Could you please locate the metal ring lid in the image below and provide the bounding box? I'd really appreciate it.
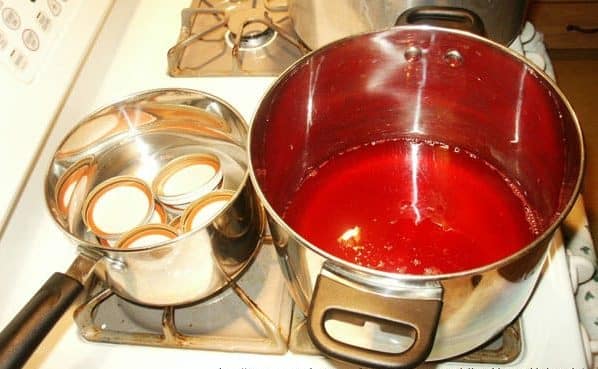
[55,157,96,217]
[115,224,179,249]
[169,215,181,230]
[82,176,155,239]
[148,201,168,224]
[152,153,223,206]
[180,190,234,232]
[97,237,116,247]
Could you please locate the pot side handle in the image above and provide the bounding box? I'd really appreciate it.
[0,272,83,369]
[307,271,442,369]
[395,6,486,37]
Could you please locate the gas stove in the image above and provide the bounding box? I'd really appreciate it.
[0,1,594,368]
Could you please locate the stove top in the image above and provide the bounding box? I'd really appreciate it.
[0,0,592,368]
[73,234,524,366]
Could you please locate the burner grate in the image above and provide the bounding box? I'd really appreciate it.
[73,237,292,354]
[167,0,308,77]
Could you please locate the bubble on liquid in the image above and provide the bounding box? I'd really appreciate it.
[424,267,441,275]
[306,168,318,178]
[255,168,267,177]
[524,206,542,235]
[394,266,408,273]
[352,245,364,252]
[502,173,542,235]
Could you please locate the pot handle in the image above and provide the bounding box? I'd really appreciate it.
[395,6,485,36]
[0,272,83,369]
[307,270,442,369]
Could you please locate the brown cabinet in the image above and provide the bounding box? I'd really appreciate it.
[529,0,598,50]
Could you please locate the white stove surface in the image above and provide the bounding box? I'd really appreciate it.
[0,1,589,368]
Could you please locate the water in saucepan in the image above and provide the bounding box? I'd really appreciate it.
[282,138,540,274]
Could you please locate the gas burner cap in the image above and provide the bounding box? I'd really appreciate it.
[115,224,179,249]
[82,176,154,239]
[226,28,277,50]
[228,8,269,38]
[226,8,277,50]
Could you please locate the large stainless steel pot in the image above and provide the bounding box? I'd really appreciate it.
[0,89,264,369]
[289,0,530,49]
[249,27,584,368]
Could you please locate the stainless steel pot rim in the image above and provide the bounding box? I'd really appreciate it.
[45,87,253,254]
[247,25,585,281]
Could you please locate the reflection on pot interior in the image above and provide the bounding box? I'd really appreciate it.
[57,128,246,248]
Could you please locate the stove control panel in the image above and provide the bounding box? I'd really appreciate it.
[0,0,81,83]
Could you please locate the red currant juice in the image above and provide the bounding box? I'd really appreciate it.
[282,138,540,274]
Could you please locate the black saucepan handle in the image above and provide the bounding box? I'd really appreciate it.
[0,272,83,369]
[395,6,486,36]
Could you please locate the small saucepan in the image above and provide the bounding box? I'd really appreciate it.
[0,89,265,368]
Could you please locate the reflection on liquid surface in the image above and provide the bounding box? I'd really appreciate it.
[283,138,539,274]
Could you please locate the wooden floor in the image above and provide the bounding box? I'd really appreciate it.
[551,54,598,240]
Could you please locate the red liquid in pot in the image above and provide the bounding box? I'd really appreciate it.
[282,138,540,274]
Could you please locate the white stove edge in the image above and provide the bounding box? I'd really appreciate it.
[0,0,114,231]
[0,0,590,368]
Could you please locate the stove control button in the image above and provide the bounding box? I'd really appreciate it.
[47,0,62,16]
[2,7,21,30]
[9,48,27,71]
[22,29,39,51]
[0,29,7,50]
[36,11,52,32]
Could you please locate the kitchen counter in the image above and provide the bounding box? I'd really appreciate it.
[529,0,598,244]
[551,54,598,243]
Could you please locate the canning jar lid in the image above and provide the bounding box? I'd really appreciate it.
[169,215,181,230]
[115,224,178,249]
[55,157,96,218]
[82,176,155,239]
[180,190,233,232]
[96,237,116,247]
[152,152,223,207]
[148,201,168,224]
